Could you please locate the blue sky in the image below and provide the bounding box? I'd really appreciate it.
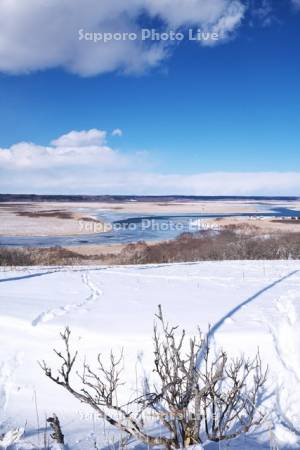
[0,0,299,194]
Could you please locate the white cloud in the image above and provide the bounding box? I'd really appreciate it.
[52,129,107,147]
[0,129,300,195]
[291,0,300,7]
[143,0,245,29]
[136,172,300,196]
[112,129,123,137]
[0,129,127,171]
[0,0,246,76]
[205,1,245,41]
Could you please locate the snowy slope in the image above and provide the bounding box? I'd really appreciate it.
[1,261,300,449]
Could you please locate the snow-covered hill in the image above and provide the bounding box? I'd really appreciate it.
[1,261,300,449]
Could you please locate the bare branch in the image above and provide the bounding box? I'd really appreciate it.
[41,307,267,449]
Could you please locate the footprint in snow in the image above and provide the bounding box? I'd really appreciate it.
[31,273,102,327]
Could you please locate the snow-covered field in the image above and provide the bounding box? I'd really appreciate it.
[1,261,300,449]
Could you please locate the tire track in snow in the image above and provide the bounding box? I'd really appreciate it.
[207,269,300,340]
[31,272,102,326]
[0,270,58,284]
[194,269,300,367]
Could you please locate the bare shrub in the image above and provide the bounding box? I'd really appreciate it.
[2,229,300,266]
[40,307,267,448]
[0,247,36,266]
[0,246,83,266]
[117,230,300,264]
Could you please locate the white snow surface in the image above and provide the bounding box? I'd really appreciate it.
[1,261,300,449]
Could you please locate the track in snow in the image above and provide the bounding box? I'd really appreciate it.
[31,272,102,327]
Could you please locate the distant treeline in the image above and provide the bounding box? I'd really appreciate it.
[0,194,299,203]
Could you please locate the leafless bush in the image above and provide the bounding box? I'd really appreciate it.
[0,247,36,266]
[0,246,83,266]
[40,307,267,448]
[2,229,300,266]
[117,230,300,264]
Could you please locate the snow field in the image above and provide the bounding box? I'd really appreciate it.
[0,260,300,448]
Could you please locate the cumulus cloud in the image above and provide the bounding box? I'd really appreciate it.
[0,0,246,76]
[0,129,300,195]
[112,129,123,137]
[0,129,127,171]
[51,129,107,147]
